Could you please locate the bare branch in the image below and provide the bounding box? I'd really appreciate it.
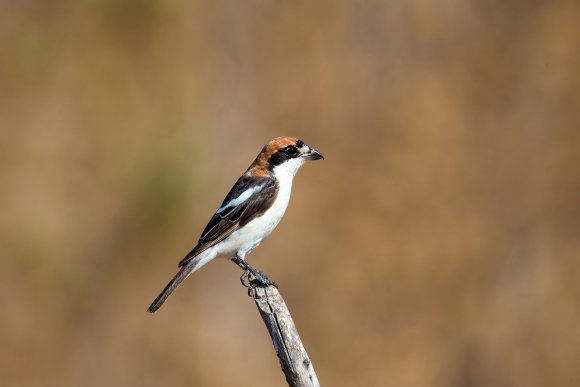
[249,285,320,387]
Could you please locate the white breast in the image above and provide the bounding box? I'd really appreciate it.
[215,171,295,258]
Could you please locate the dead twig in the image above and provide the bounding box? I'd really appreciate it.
[248,284,320,387]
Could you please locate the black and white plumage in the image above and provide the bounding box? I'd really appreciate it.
[147,137,323,313]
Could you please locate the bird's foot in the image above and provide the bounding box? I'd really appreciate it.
[233,256,278,290]
[245,271,278,296]
[240,270,252,287]
[249,271,278,288]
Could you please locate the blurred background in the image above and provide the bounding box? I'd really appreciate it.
[1,1,579,386]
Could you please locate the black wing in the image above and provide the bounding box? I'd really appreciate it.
[178,175,278,267]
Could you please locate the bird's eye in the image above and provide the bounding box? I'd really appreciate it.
[286,146,298,156]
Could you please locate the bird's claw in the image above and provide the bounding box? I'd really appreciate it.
[245,272,278,296]
[249,272,278,288]
[240,270,251,287]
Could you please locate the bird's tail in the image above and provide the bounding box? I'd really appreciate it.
[147,249,215,313]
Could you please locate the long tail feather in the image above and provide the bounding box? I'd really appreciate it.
[147,266,193,313]
[147,251,213,313]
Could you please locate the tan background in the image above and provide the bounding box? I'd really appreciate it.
[1,1,579,386]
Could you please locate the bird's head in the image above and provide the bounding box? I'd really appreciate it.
[248,136,324,176]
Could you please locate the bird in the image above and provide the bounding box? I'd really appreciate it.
[147,136,323,313]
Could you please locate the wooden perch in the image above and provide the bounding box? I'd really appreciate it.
[248,284,320,387]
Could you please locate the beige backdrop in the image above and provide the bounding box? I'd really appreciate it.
[1,1,579,386]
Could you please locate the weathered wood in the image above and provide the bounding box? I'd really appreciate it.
[249,285,320,387]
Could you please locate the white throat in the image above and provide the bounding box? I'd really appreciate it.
[272,157,306,177]
[270,157,305,220]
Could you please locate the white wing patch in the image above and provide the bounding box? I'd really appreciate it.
[216,183,264,214]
